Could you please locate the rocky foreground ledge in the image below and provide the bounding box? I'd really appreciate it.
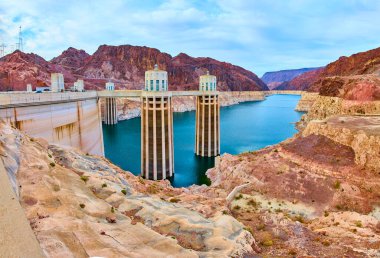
[0,121,254,257]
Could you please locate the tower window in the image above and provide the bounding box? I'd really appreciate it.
[162,80,165,90]
[156,80,160,91]
[150,80,153,91]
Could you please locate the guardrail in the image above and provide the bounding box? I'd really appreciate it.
[0,91,98,108]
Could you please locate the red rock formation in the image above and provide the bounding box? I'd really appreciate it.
[78,45,268,91]
[277,47,380,100]
[51,47,90,72]
[0,50,74,91]
[0,45,268,91]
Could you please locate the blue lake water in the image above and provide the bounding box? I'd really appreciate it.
[103,94,303,187]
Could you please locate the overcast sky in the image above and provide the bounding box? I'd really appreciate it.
[1,0,380,76]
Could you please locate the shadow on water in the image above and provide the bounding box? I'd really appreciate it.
[169,155,213,187]
[103,94,303,187]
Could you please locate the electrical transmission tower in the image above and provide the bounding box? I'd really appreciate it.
[16,26,23,51]
[0,43,6,58]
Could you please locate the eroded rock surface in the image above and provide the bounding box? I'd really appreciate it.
[0,121,255,257]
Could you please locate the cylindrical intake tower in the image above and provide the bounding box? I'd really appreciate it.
[103,82,118,125]
[195,71,220,157]
[141,65,174,180]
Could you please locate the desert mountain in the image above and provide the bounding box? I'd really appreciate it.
[0,45,268,91]
[261,67,320,90]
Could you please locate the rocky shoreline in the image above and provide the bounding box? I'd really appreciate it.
[102,91,266,121]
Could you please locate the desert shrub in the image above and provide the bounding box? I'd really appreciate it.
[121,189,127,195]
[262,240,273,246]
[247,199,258,207]
[80,175,89,183]
[79,203,85,209]
[170,198,180,203]
[146,184,160,194]
[333,180,341,189]
[292,214,306,223]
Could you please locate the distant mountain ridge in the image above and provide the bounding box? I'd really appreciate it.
[0,45,268,92]
[261,67,321,90]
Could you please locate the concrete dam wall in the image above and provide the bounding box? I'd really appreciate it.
[0,93,104,156]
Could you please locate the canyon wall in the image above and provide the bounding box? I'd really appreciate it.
[297,95,380,130]
[0,99,104,156]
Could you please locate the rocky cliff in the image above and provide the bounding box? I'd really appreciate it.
[0,45,268,92]
[297,95,380,130]
[302,115,380,171]
[262,67,320,90]
[276,47,380,99]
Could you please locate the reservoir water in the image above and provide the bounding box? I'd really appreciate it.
[103,94,303,187]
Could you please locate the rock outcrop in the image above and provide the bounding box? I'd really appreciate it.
[294,92,319,112]
[297,95,380,130]
[0,45,268,92]
[303,115,380,171]
[206,132,380,257]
